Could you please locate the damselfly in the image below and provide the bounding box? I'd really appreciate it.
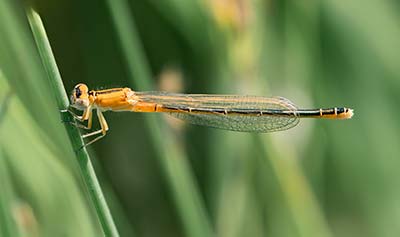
[68,83,353,146]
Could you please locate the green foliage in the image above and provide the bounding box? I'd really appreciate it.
[1,0,400,236]
[26,8,119,236]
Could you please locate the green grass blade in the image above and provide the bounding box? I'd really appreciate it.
[255,135,332,237]
[0,148,19,237]
[105,1,214,236]
[26,8,119,237]
[0,0,66,151]
[0,71,99,237]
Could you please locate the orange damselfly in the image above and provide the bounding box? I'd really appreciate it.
[68,83,353,146]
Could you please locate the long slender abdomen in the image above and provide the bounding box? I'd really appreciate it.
[296,108,354,119]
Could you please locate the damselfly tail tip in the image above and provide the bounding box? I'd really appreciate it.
[343,108,354,119]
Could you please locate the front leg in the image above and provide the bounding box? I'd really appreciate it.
[63,106,93,130]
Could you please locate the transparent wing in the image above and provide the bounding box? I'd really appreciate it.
[135,92,300,132]
[170,111,299,132]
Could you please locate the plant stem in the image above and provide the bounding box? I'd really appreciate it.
[105,0,214,236]
[254,135,332,237]
[26,8,119,237]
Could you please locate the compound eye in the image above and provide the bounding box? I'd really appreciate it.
[75,87,82,98]
[73,83,89,99]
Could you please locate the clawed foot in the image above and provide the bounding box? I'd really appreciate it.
[60,108,91,130]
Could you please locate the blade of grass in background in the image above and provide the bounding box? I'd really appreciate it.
[201,1,333,236]
[250,1,333,236]
[0,69,99,236]
[0,80,19,237]
[0,1,101,236]
[255,2,333,236]
[256,135,333,237]
[26,8,119,237]
[0,0,67,155]
[105,0,214,237]
[0,104,20,236]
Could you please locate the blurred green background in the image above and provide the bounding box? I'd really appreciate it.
[1,0,400,236]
